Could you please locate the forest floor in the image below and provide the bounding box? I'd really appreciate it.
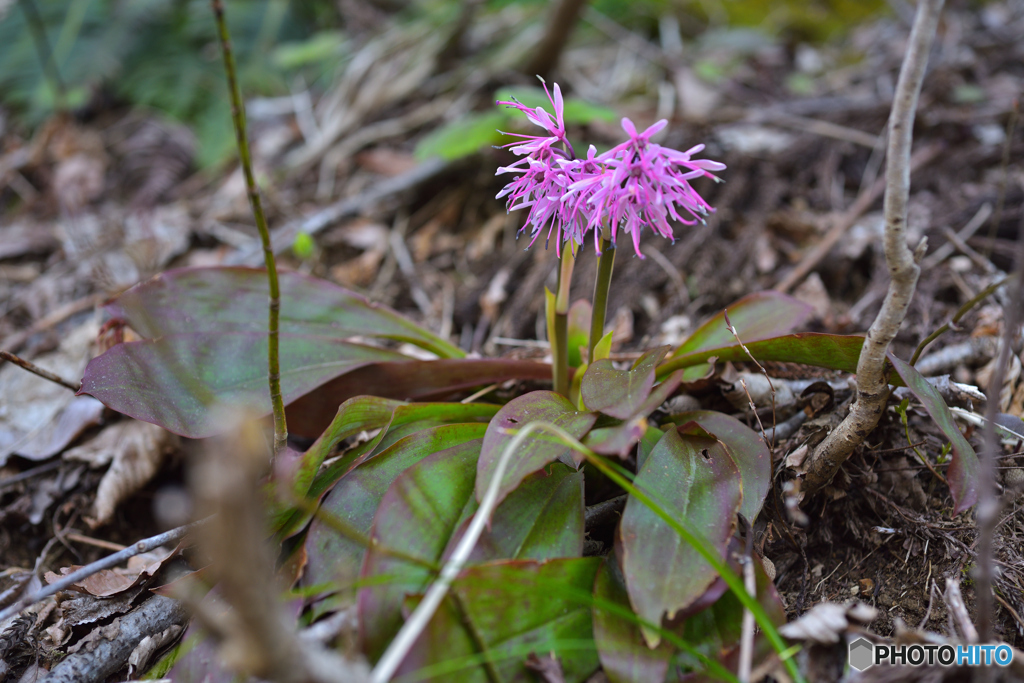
[1,1,1023,680]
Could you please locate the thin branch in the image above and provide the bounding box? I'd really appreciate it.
[803,0,945,494]
[0,518,207,623]
[0,349,80,391]
[522,0,589,79]
[210,0,288,456]
[909,275,1009,365]
[976,214,1024,643]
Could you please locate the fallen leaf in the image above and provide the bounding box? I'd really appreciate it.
[0,321,98,466]
[64,420,179,525]
[45,547,177,597]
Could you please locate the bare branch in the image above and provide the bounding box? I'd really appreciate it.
[0,520,206,623]
[188,420,369,683]
[0,349,80,392]
[803,0,945,493]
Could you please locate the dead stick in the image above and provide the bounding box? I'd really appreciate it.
[803,0,945,494]
[0,349,80,391]
[976,212,1024,643]
[775,143,941,294]
[0,518,208,623]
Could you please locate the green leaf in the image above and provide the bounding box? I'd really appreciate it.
[666,292,814,380]
[619,429,742,641]
[475,391,596,507]
[495,87,617,125]
[670,411,771,523]
[414,111,506,161]
[658,332,867,381]
[273,399,499,537]
[396,559,601,683]
[567,299,592,369]
[292,231,315,259]
[358,448,583,661]
[272,31,345,69]
[302,424,487,607]
[889,355,979,514]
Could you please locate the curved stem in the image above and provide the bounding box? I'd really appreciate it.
[551,251,575,397]
[588,236,616,364]
[805,0,944,493]
[212,0,287,456]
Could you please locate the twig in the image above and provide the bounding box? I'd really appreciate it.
[522,0,587,79]
[188,421,369,683]
[983,100,1018,258]
[0,349,80,391]
[0,519,207,623]
[231,158,449,266]
[210,0,288,456]
[0,293,103,359]
[43,594,188,683]
[803,0,945,494]
[0,459,61,490]
[939,226,997,273]
[737,519,756,683]
[919,202,992,270]
[943,577,979,643]
[976,212,1024,643]
[724,310,776,454]
[909,275,1009,365]
[774,143,940,294]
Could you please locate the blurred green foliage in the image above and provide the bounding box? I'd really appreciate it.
[415,86,617,161]
[0,0,343,167]
[0,0,887,168]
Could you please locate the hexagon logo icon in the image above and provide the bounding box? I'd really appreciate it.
[849,637,874,671]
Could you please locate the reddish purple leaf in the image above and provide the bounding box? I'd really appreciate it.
[619,428,741,634]
[672,411,772,523]
[80,332,405,438]
[593,557,674,683]
[475,391,596,507]
[581,347,670,419]
[285,358,551,438]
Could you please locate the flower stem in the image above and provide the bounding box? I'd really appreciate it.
[551,251,575,397]
[588,235,616,364]
[211,0,287,457]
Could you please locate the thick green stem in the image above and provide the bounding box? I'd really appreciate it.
[551,251,575,398]
[211,0,287,457]
[588,236,616,364]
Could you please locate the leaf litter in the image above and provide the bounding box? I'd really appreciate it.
[1,0,1024,680]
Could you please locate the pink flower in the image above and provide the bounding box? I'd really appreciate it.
[495,81,583,256]
[567,118,725,258]
[496,83,725,259]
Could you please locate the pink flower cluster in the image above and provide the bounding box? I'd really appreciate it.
[495,82,725,258]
